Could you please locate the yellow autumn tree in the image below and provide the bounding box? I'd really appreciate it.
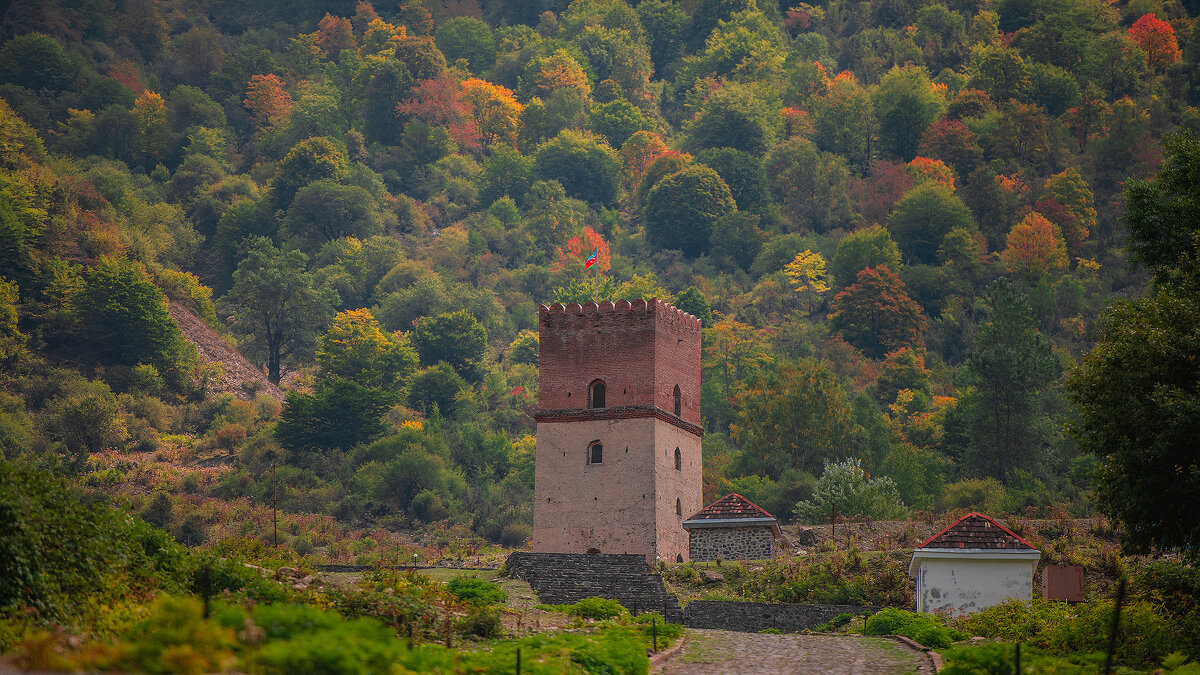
[784,249,831,313]
[460,77,523,147]
[316,307,418,392]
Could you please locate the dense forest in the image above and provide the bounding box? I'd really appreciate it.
[1,0,1199,575]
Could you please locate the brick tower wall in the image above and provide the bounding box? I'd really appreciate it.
[536,299,701,427]
[533,299,702,562]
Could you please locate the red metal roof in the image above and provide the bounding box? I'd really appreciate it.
[686,493,776,521]
[918,512,1036,550]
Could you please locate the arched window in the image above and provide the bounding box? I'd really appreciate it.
[589,380,606,409]
[588,441,603,465]
[673,385,681,417]
[674,447,682,471]
[676,498,682,516]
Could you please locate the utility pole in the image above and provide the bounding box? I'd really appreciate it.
[272,462,278,548]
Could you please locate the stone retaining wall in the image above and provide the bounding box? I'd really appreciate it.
[682,600,881,633]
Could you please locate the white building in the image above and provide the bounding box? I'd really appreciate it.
[908,512,1041,618]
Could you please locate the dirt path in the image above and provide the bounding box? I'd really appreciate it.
[659,629,934,675]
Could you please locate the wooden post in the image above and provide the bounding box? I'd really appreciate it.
[1104,578,1126,674]
[652,617,658,653]
[272,462,278,548]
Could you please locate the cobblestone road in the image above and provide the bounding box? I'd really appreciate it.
[658,629,934,675]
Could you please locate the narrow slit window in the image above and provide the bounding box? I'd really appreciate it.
[590,380,606,409]
[588,441,603,465]
[674,447,681,471]
[673,385,681,417]
[676,498,682,516]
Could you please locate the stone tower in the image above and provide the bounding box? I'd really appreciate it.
[533,299,703,563]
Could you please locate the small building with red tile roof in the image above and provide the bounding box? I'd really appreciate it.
[908,512,1041,618]
[683,493,780,561]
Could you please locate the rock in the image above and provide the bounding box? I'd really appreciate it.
[794,527,818,546]
[701,570,725,584]
[278,566,301,578]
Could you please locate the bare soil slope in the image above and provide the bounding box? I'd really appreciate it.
[169,302,283,400]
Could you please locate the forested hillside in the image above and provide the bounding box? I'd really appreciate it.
[1,0,1198,558]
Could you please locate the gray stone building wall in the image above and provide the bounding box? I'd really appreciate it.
[688,525,775,561]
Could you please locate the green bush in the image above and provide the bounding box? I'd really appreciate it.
[568,597,628,620]
[954,598,1189,667]
[863,608,966,648]
[446,575,507,606]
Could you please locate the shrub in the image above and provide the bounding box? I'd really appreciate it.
[459,606,504,639]
[568,597,628,620]
[499,522,530,548]
[446,575,507,606]
[864,608,966,648]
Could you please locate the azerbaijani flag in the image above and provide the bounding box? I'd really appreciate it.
[584,248,598,269]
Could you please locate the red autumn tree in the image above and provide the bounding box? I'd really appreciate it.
[552,227,611,274]
[1000,211,1068,281]
[828,265,927,359]
[1127,13,1180,69]
[396,75,481,152]
[243,73,293,128]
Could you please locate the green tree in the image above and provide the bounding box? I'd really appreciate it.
[532,130,621,206]
[828,265,927,359]
[434,17,496,73]
[872,65,946,161]
[589,99,653,149]
[888,182,975,265]
[810,73,873,173]
[271,136,349,210]
[831,225,903,289]
[276,378,392,453]
[764,137,855,233]
[408,362,469,416]
[964,278,1061,480]
[709,212,764,272]
[0,33,78,91]
[1066,132,1200,555]
[221,238,337,384]
[363,60,414,146]
[284,180,382,247]
[794,458,907,523]
[695,147,769,213]
[683,82,781,156]
[732,359,854,477]
[74,257,195,386]
[673,287,713,327]
[643,164,736,257]
[412,310,489,382]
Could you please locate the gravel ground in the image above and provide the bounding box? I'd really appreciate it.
[659,629,935,675]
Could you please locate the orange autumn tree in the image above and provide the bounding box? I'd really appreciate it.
[460,78,523,148]
[552,227,611,274]
[316,13,357,57]
[243,74,293,128]
[1127,13,1180,69]
[906,156,955,190]
[619,130,669,193]
[1001,212,1068,281]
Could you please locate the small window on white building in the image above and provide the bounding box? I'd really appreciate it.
[675,447,682,470]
